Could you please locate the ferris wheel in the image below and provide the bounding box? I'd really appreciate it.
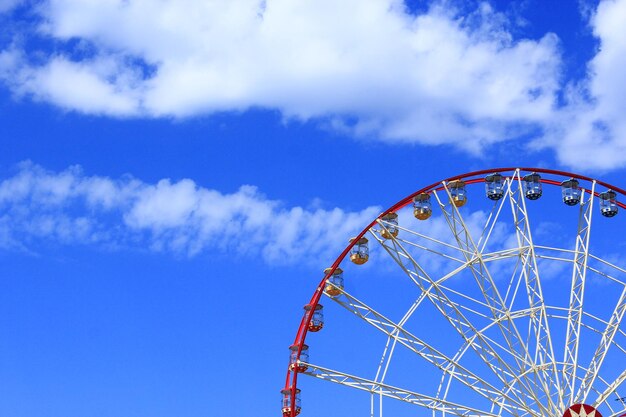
[282,168,626,417]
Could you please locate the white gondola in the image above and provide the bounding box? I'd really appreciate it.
[561,178,581,206]
[599,190,618,217]
[523,172,542,200]
[485,173,504,201]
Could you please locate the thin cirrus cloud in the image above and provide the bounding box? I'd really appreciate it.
[0,1,626,169]
[0,162,382,263]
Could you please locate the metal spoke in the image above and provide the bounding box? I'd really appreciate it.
[302,361,500,417]
[578,286,626,403]
[392,223,467,264]
[372,334,398,417]
[562,181,595,407]
[593,368,626,408]
[476,184,512,254]
[326,285,536,416]
[371,220,551,415]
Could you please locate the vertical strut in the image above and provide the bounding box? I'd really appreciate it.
[561,181,595,407]
[509,170,562,414]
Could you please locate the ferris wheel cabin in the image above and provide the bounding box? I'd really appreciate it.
[323,267,344,297]
[379,212,399,239]
[413,193,432,220]
[288,344,309,372]
[523,172,542,200]
[485,173,504,201]
[303,304,324,332]
[349,237,369,265]
[560,178,581,206]
[599,190,618,217]
[280,388,301,417]
[448,180,467,207]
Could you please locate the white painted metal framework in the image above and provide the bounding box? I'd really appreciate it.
[289,169,626,417]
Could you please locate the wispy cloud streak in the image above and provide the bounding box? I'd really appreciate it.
[0,162,381,264]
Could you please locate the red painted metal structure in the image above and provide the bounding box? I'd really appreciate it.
[562,403,603,417]
[282,167,626,417]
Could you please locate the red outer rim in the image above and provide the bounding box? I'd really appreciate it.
[282,167,626,416]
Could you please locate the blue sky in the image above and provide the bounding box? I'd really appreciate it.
[1,1,626,416]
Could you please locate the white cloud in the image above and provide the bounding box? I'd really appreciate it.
[539,0,626,170]
[5,0,626,170]
[0,0,560,150]
[0,0,21,13]
[0,162,381,264]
